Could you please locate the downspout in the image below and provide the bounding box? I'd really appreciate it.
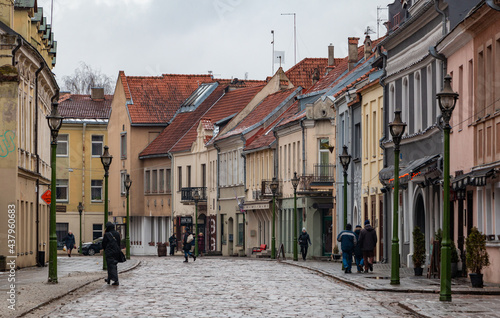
[272,130,279,178]
[432,0,448,77]
[240,135,247,255]
[378,46,390,263]
[11,36,22,66]
[434,0,447,37]
[34,62,43,266]
[300,119,306,176]
[213,143,221,252]
[167,153,174,236]
[81,122,86,232]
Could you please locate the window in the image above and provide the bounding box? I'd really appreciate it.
[145,170,151,194]
[56,134,68,156]
[178,167,182,191]
[56,223,68,249]
[237,214,244,246]
[120,171,127,195]
[91,135,104,156]
[354,124,361,159]
[56,179,68,202]
[152,170,158,193]
[93,224,102,240]
[414,71,422,132]
[159,169,165,193]
[319,138,330,178]
[166,169,171,193]
[402,77,409,134]
[120,132,127,159]
[187,166,192,188]
[91,180,103,201]
[201,164,206,188]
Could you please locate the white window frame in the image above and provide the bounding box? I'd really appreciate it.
[56,179,69,202]
[56,134,69,157]
[120,132,127,159]
[91,135,104,157]
[91,179,103,202]
[120,171,126,196]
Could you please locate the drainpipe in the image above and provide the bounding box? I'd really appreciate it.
[240,135,247,187]
[213,143,221,252]
[167,153,173,236]
[300,119,306,176]
[81,122,86,240]
[272,130,279,178]
[434,0,447,36]
[34,62,43,266]
[429,46,447,81]
[11,36,22,66]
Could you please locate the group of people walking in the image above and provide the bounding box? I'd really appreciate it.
[337,219,378,273]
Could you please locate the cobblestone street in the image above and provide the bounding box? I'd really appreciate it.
[22,257,500,318]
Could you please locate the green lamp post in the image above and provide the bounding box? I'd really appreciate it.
[193,188,200,257]
[124,174,132,260]
[46,101,63,284]
[389,110,406,285]
[437,74,459,302]
[270,177,279,259]
[77,202,84,255]
[100,145,112,270]
[339,145,351,230]
[291,172,300,262]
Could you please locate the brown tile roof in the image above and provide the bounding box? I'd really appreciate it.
[285,58,328,91]
[119,71,214,125]
[58,94,112,119]
[139,84,264,157]
[217,88,299,141]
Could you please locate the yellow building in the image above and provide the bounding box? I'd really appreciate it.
[360,80,384,261]
[0,0,58,269]
[56,89,112,252]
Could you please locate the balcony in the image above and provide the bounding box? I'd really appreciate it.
[311,164,335,185]
[180,187,207,203]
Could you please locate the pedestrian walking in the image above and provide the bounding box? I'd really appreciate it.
[102,222,121,286]
[168,233,177,256]
[64,231,76,257]
[337,224,357,273]
[298,228,311,261]
[182,228,196,263]
[353,225,364,273]
[198,232,204,257]
[358,219,377,273]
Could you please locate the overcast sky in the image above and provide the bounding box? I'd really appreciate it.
[39,0,392,84]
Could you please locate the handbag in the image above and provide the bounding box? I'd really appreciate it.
[187,234,194,243]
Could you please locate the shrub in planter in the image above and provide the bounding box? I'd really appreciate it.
[332,245,341,260]
[466,227,490,288]
[412,226,426,276]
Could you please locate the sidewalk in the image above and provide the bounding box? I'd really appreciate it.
[281,259,500,295]
[0,255,140,318]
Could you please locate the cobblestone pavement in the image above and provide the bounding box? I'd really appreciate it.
[31,257,416,318]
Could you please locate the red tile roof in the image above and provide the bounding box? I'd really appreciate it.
[58,94,112,119]
[285,58,328,91]
[119,71,214,125]
[139,84,264,157]
[217,88,299,141]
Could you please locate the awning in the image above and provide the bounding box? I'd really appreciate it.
[452,167,496,189]
[379,154,441,186]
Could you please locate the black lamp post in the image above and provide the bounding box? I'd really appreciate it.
[291,172,300,262]
[124,174,132,260]
[389,110,406,285]
[77,202,84,255]
[437,74,459,302]
[270,177,279,259]
[339,145,351,230]
[100,145,112,270]
[46,101,63,283]
[192,188,200,257]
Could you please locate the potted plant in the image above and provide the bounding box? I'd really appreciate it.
[466,227,490,287]
[332,245,341,260]
[450,241,459,278]
[412,226,426,276]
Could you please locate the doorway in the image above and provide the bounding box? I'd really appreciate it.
[323,209,332,256]
[227,217,234,256]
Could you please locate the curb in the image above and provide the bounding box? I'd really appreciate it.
[280,261,500,296]
[17,260,141,317]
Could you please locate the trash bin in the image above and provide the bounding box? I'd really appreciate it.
[157,243,166,257]
[37,251,46,267]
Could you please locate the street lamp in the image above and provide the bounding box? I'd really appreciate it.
[100,145,112,270]
[389,110,406,285]
[192,188,201,257]
[77,202,84,255]
[291,172,300,261]
[124,174,132,260]
[339,145,351,230]
[437,74,459,302]
[46,101,63,284]
[270,177,279,259]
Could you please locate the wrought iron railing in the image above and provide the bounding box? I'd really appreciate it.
[312,164,335,183]
[180,187,207,202]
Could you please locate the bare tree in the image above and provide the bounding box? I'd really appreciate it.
[61,62,114,95]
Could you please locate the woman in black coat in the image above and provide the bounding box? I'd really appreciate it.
[64,231,75,257]
[102,222,121,285]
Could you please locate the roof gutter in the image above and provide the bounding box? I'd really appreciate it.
[434,0,447,36]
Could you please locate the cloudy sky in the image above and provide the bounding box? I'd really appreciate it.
[39,0,392,84]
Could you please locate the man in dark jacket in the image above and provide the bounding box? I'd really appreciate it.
[168,234,177,256]
[298,228,311,261]
[102,222,121,285]
[182,228,196,263]
[358,219,377,273]
[353,225,363,273]
[64,231,75,257]
[337,224,357,273]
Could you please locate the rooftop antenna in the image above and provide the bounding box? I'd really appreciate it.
[271,30,275,75]
[377,5,388,38]
[50,0,54,28]
[364,26,375,36]
[281,13,296,65]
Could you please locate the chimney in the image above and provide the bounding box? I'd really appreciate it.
[363,35,372,61]
[91,87,104,100]
[348,37,359,71]
[328,43,335,66]
[312,68,320,86]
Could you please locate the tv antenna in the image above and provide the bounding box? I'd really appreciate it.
[281,13,296,65]
[377,6,389,38]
